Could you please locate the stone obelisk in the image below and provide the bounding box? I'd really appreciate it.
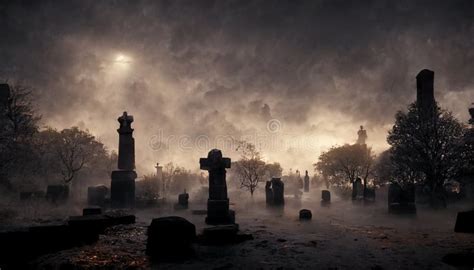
[416,69,436,119]
[111,111,137,208]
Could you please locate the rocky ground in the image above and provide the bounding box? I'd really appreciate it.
[2,190,474,269]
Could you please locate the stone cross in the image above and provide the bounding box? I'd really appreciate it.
[200,149,231,201]
[117,111,135,170]
[118,111,134,131]
[111,111,137,208]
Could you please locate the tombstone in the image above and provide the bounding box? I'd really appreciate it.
[321,190,331,203]
[388,183,416,214]
[272,178,285,205]
[352,178,364,200]
[296,170,303,189]
[299,209,312,220]
[454,210,474,233]
[46,185,69,203]
[357,125,368,145]
[87,185,108,206]
[265,181,274,204]
[174,190,189,210]
[364,188,376,202]
[303,170,310,192]
[267,177,285,206]
[178,190,189,206]
[200,149,234,225]
[146,216,196,260]
[388,183,401,206]
[111,112,137,208]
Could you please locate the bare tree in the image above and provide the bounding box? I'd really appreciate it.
[52,127,105,183]
[0,83,40,189]
[233,141,266,196]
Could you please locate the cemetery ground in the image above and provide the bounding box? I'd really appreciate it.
[1,189,474,270]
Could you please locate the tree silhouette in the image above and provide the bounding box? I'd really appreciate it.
[387,102,466,206]
[315,144,375,189]
[234,141,266,196]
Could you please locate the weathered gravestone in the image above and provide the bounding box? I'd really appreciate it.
[265,177,285,206]
[304,170,310,192]
[299,209,312,220]
[46,185,69,203]
[174,190,189,210]
[146,216,196,261]
[364,188,376,202]
[454,210,474,233]
[265,181,273,204]
[388,183,416,214]
[352,178,364,200]
[111,112,137,208]
[321,190,331,204]
[87,185,108,206]
[179,190,189,206]
[200,149,235,225]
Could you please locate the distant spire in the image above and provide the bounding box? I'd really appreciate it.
[416,69,435,117]
[357,125,367,145]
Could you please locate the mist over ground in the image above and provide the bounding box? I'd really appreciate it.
[1,0,473,174]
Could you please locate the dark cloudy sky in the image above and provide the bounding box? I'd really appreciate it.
[1,0,473,174]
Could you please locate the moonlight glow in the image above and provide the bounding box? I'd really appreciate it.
[114,54,131,64]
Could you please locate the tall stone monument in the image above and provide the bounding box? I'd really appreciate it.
[416,69,435,118]
[200,149,234,224]
[357,125,367,145]
[111,112,137,208]
[303,170,310,192]
[154,162,163,194]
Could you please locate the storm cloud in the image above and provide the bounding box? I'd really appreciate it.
[1,0,473,174]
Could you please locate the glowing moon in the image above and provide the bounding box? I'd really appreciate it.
[114,54,131,64]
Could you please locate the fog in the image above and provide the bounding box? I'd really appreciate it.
[1,0,473,174]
